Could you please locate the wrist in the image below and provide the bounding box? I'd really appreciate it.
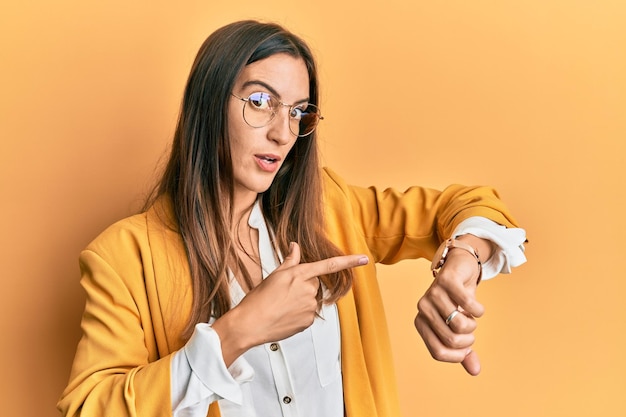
[431,237,483,284]
[455,234,494,264]
[211,307,253,367]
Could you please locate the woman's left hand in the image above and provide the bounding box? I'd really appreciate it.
[414,236,491,375]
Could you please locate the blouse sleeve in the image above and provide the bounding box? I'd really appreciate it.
[170,323,254,416]
[453,216,527,279]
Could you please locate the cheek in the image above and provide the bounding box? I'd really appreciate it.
[226,101,247,140]
[226,113,249,161]
[226,111,239,141]
[228,137,246,165]
[286,141,298,155]
[282,140,301,167]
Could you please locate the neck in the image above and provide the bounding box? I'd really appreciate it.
[232,190,258,224]
[230,192,258,251]
[230,195,262,292]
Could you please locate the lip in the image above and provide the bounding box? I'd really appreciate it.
[254,153,282,173]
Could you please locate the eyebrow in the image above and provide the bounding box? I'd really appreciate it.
[241,80,309,105]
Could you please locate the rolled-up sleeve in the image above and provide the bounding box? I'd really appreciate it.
[453,216,527,279]
[171,323,254,416]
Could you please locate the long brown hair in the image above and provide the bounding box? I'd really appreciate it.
[147,20,353,337]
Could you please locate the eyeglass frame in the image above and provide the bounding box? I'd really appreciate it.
[230,92,323,137]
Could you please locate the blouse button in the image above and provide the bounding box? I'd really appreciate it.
[270,343,279,351]
[283,396,292,404]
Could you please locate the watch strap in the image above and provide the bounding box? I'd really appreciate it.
[431,238,483,284]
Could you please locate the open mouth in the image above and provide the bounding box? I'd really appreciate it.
[256,153,280,163]
[255,154,281,172]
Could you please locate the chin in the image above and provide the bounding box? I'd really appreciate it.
[237,178,275,197]
[234,168,283,199]
[255,181,275,194]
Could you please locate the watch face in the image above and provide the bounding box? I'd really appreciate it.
[431,241,450,271]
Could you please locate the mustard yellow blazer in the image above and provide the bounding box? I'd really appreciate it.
[58,168,520,417]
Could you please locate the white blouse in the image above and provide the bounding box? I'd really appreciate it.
[170,203,527,417]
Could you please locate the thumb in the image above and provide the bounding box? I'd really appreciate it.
[280,242,301,268]
[461,349,481,376]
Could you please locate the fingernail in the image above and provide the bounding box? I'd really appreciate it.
[358,256,369,265]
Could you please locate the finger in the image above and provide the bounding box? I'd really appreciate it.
[446,308,478,335]
[421,285,477,335]
[437,276,485,318]
[297,254,369,280]
[457,295,484,319]
[280,242,301,268]
[414,314,473,363]
[417,298,475,347]
[461,349,481,376]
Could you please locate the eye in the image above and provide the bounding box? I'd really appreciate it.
[289,106,305,120]
[248,92,272,110]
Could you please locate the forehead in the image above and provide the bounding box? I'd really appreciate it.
[235,53,310,102]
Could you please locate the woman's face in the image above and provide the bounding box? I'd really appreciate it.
[227,53,310,208]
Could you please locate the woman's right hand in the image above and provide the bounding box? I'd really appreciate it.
[211,242,369,366]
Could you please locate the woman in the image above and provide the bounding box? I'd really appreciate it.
[58,20,526,417]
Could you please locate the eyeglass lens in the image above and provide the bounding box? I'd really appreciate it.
[244,92,321,137]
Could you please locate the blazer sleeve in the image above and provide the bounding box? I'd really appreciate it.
[57,220,174,417]
[322,167,521,264]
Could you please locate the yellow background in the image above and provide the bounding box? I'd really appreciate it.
[1,1,625,416]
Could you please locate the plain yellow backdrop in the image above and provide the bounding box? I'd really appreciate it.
[1,1,625,416]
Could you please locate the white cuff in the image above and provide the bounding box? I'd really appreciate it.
[453,216,527,280]
[171,323,254,415]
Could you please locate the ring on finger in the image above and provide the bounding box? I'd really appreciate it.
[445,309,460,326]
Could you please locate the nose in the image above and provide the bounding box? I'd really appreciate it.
[267,106,296,145]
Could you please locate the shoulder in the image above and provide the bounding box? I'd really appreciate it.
[321,167,377,210]
[82,197,179,267]
[321,167,355,204]
[321,167,349,190]
[81,213,151,269]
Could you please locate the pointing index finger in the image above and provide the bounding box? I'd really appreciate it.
[299,254,369,279]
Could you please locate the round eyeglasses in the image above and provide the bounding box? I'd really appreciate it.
[231,92,323,137]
